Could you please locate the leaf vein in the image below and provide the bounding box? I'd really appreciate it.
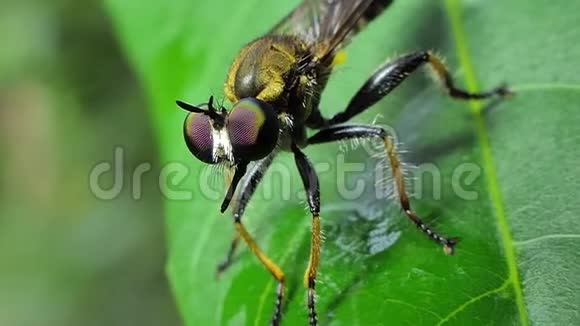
[514,234,580,247]
[436,279,511,325]
[381,298,444,321]
[511,83,580,93]
[443,0,530,325]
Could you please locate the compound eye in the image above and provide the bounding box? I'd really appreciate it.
[183,111,216,164]
[227,98,279,162]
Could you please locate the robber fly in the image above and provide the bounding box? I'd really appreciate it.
[177,0,510,325]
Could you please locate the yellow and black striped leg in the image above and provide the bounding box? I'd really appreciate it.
[292,144,322,326]
[307,51,510,128]
[235,219,285,325]
[217,154,285,324]
[309,125,457,254]
[216,155,276,277]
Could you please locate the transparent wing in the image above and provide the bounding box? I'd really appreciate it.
[269,0,376,60]
[268,0,326,43]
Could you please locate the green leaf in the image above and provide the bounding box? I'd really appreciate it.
[105,0,580,324]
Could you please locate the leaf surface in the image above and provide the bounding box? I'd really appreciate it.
[106,0,580,324]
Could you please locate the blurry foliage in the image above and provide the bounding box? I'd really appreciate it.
[0,0,180,325]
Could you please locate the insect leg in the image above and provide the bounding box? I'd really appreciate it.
[233,157,285,324]
[309,51,510,128]
[216,234,240,277]
[216,155,276,276]
[292,144,321,326]
[308,124,458,255]
[217,155,285,324]
[235,218,286,325]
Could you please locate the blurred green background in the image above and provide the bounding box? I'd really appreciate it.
[0,0,180,325]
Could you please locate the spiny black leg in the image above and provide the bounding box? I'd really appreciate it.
[308,125,457,254]
[216,155,276,276]
[292,144,321,326]
[307,51,510,128]
[216,234,239,278]
[329,51,511,125]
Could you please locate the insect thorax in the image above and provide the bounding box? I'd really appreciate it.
[224,35,322,119]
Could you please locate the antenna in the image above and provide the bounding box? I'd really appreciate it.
[176,96,223,122]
